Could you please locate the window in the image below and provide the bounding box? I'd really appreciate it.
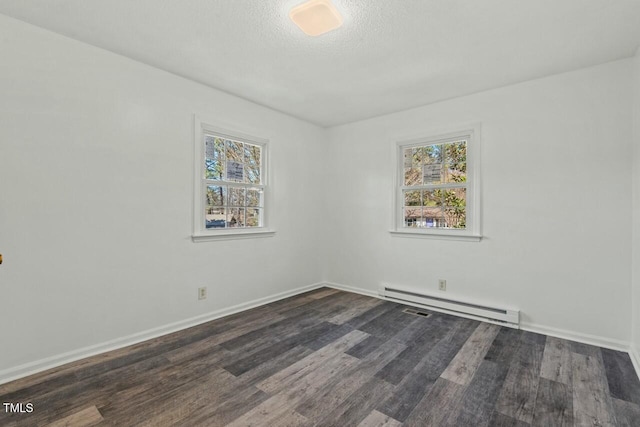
[393,126,481,241]
[193,118,273,241]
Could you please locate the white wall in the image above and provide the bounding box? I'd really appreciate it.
[0,15,325,376]
[632,48,640,363]
[1,12,637,382]
[324,60,634,346]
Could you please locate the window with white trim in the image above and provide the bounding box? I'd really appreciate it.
[193,119,272,240]
[393,127,481,240]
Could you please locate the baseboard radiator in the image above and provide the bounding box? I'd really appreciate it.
[379,285,520,328]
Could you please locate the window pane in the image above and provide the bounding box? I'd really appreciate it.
[422,189,442,207]
[423,163,443,184]
[423,206,444,228]
[413,147,427,167]
[403,148,413,168]
[444,205,466,229]
[226,139,244,162]
[404,168,422,186]
[225,140,244,182]
[226,160,244,182]
[404,207,422,228]
[444,141,466,183]
[445,162,466,183]
[404,190,421,206]
[206,185,227,207]
[205,206,226,229]
[443,188,466,206]
[206,185,227,228]
[444,141,466,165]
[245,163,260,184]
[244,144,262,184]
[205,136,225,180]
[444,188,466,229]
[227,208,245,228]
[424,144,443,164]
[246,208,261,227]
[245,144,261,166]
[229,187,245,207]
[246,188,262,207]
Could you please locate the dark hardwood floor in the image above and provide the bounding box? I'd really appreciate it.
[1,288,639,426]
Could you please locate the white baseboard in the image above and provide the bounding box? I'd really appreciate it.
[323,281,379,298]
[325,281,632,353]
[3,280,637,386]
[519,322,629,352]
[630,345,640,381]
[0,282,325,386]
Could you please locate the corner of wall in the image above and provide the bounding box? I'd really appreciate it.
[632,46,640,364]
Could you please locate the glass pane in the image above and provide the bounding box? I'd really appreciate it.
[443,188,466,206]
[227,208,245,228]
[244,144,262,184]
[445,162,466,183]
[403,148,413,168]
[245,163,260,184]
[229,187,245,207]
[205,206,226,229]
[246,208,261,227]
[205,136,225,180]
[423,206,444,228]
[443,188,466,229]
[404,207,422,228]
[404,168,422,186]
[225,139,244,182]
[246,188,262,207]
[245,144,261,166]
[444,141,466,165]
[413,147,426,167]
[423,163,443,184]
[422,189,442,207]
[444,205,466,229]
[226,139,244,163]
[404,190,421,207]
[424,144,443,164]
[444,141,466,183]
[206,185,227,207]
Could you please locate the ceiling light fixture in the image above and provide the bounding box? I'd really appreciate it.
[289,0,343,37]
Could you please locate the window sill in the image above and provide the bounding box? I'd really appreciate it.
[192,229,276,242]
[389,230,482,242]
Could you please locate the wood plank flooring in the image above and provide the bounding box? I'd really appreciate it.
[1,288,639,426]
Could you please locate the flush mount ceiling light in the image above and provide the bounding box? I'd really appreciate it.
[289,0,343,37]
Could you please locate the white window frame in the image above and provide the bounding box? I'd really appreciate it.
[192,116,274,241]
[391,125,482,241]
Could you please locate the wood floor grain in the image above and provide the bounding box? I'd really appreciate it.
[357,410,401,427]
[540,336,573,386]
[44,405,103,427]
[572,352,618,426]
[531,378,573,427]
[440,322,500,386]
[1,287,638,426]
[493,331,545,424]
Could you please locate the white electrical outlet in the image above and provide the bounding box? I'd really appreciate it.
[439,279,447,291]
[198,287,207,300]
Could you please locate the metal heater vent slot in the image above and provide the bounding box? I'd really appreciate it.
[403,308,431,318]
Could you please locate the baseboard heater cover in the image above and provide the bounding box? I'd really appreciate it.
[379,285,519,328]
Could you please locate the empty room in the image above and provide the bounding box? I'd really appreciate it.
[1,0,640,426]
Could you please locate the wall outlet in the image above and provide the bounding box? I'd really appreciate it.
[438,279,447,291]
[198,287,207,300]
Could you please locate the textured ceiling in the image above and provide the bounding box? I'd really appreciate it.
[1,0,639,127]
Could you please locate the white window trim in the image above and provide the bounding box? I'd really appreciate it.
[192,116,275,242]
[391,124,482,242]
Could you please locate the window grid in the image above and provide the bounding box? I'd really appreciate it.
[401,140,468,230]
[202,133,265,230]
